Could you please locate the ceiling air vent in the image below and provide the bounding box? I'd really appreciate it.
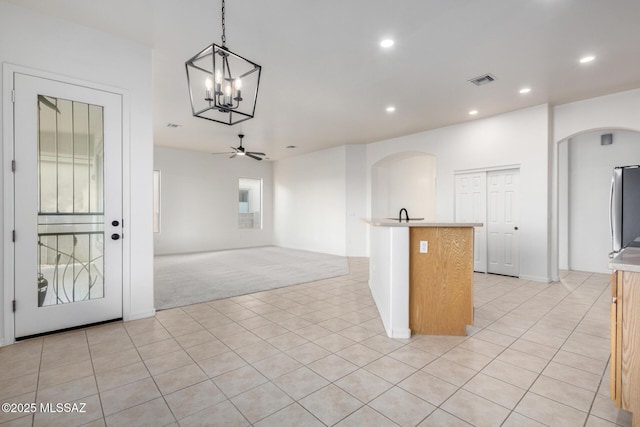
[468,74,496,86]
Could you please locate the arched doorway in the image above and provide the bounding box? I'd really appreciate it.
[371,152,436,220]
[557,129,640,274]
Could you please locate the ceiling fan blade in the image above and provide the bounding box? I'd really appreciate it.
[246,153,263,161]
[247,151,266,156]
[229,153,237,159]
[211,151,235,155]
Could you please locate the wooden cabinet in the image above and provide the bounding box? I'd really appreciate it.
[409,227,474,335]
[610,270,640,427]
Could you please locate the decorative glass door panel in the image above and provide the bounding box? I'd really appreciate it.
[37,97,105,307]
[13,73,123,338]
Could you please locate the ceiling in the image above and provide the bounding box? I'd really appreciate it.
[9,0,640,160]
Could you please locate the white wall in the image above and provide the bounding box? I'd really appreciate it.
[345,145,368,257]
[367,105,551,281]
[559,131,640,273]
[154,147,273,254]
[371,152,437,220]
[0,1,154,343]
[554,89,640,142]
[558,141,569,270]
[369,225,410,338]
[552,88,640,277]
[274,146,347,256]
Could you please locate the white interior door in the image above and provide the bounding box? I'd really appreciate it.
[487,169,520,276]
[13,72,123,338]
[455,172,487,272]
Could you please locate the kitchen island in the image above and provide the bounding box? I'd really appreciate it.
[609,248,640,427]
[364,219,481,338]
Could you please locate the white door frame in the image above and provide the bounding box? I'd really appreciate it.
[454,164,520,275]
[3,63,132,345]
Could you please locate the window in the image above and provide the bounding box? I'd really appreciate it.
[153,170,161,233]
[238,178,262,229]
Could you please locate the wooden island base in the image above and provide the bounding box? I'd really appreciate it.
[609,247,640,427]
[610,268,640,427]
[409,227,473,335]
[366,219,480,339]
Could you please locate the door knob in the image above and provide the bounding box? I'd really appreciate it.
[111,233,121,240]
[112,220,120,227]
[514,226,519,230]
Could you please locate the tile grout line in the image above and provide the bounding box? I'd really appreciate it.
[8,263,623,427]
[492,274,612,426]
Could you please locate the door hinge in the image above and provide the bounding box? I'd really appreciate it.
[11,160,16,172]
[12,230,15,242]
[12,300,16,312]
[11,90,15,103]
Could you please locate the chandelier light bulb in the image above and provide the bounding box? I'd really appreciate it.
[234,78,242,100]
[380,39,394,48]
[205,78,213,101]
[215,70,222,84]
[224,83,232,105]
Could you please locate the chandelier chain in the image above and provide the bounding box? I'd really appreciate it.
[221,0,226,46]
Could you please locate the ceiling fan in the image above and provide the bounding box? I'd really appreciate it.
[212,134,266,161]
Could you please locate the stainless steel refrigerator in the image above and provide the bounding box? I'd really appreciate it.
[610,165,640,253]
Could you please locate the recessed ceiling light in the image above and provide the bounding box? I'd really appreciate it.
[579,55,595,64]
[519,87,531,94]
[380,39,394,48]
[469,110,478,115]
[386,106,396,113]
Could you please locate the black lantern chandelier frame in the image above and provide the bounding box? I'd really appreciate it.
[185,0,262,125]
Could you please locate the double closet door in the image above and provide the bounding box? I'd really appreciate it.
[455,169,520,276]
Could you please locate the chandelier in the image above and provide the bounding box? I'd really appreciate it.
[185,0,262,125]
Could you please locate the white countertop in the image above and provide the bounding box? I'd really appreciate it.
[609,247,640,273]
[363,219,483,228]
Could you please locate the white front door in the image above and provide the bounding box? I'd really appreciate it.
[487,169,520,276]
[13,73,123,338]
[454,172,487,272]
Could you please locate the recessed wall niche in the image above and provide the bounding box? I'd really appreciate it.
[371,151,437,220]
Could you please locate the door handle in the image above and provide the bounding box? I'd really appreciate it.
[112,220,120,227]
[111,233,121,240]
[514,227,518,230]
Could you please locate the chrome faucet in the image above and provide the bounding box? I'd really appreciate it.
[399,208,409,223]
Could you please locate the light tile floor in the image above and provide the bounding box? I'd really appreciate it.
[0,258,634,426]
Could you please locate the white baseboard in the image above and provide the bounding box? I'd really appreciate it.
[391,328,411,339]
[124,309,156,322]
[518,274,552,283]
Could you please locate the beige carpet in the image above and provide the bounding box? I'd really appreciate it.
[154,246,349,310]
